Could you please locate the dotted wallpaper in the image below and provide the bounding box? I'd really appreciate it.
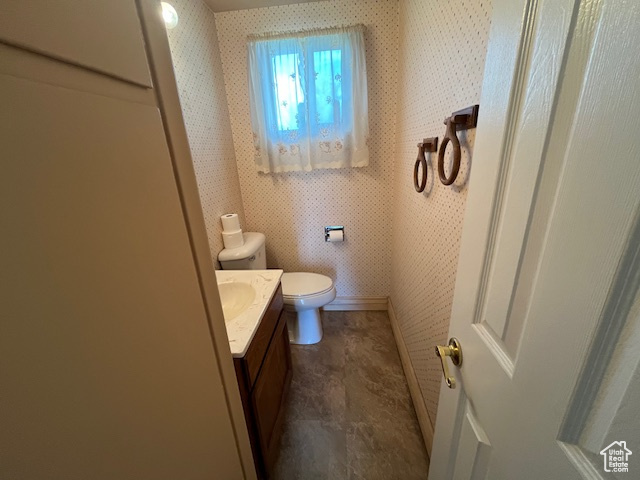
[214,0,399,297]
[169,0,492,429]
[166,0,246,268]
[390,0,492,425]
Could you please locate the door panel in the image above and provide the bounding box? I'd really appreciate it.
[476,0,577,363]
[452,403,491,480]
[0,68,242,480]
[0,0,151,86]
[557,241,640,476]
[430,0,640,478]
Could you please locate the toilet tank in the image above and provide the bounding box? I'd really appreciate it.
[218,232,267,270]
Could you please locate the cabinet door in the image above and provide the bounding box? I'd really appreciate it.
[0,71,244,480]
[251,317,293,475]
[0,0,151,86]
[0,5,243,478]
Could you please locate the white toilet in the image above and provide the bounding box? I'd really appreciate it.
[218,232,336,345]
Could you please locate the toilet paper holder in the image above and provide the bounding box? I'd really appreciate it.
[325,226,345,242]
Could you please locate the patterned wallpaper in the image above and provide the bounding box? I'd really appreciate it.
[166,0,246,268]
[169,0,492,428]
[390,0,492,425]
[214,0,399,297]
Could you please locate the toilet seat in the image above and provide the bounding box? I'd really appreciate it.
[281,272,334,298]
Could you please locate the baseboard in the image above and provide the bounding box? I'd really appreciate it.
[387,298,435,458]
[322,296,388,311]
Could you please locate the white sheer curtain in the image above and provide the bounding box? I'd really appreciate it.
[248,25,369,173]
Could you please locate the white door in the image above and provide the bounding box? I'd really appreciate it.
[0,2,246,478]
[429,0,640,478]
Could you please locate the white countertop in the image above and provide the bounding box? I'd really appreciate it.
[215,269,283,358]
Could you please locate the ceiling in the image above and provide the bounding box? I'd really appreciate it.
[203,0,325,13]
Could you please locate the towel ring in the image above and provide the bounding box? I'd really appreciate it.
[414,137,438,193]
[414,144,427,192]
[438,118,461,186]
[438,105,480,186]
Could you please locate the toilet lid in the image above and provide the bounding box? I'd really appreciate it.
[281,272,334,297]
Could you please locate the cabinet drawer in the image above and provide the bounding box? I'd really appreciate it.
[244,285,283,389]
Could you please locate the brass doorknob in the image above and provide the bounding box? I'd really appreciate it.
[435,338,463,389]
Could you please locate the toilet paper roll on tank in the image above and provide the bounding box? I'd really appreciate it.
[220,213,245,250]
[221,213,241,232]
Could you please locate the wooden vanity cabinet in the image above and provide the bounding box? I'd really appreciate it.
[234,284,292,479]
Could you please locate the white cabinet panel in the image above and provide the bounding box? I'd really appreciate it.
[0,0,152,86]
[0,74,242,479]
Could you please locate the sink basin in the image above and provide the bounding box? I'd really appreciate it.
[215,269,283,357]
[217,282,256,321]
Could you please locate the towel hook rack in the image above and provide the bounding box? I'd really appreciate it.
[438,105,479,186]
[414,137,438,193]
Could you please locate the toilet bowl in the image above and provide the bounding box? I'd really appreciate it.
[281,272,336,345]
[218,232,336,345]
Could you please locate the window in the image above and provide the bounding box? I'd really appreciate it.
[248,25,369,173]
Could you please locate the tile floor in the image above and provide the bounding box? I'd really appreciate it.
[273,310,430,479]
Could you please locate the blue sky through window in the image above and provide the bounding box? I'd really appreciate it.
[313,50,342,125]
[272,53,304,132]
[271,49,343,132]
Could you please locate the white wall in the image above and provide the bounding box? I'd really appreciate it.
[214,0,399,297]
[166,0,246,267]
[172,0,493,428]
[390,0,492,425]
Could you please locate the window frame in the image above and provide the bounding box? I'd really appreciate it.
[262,35,354,142]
